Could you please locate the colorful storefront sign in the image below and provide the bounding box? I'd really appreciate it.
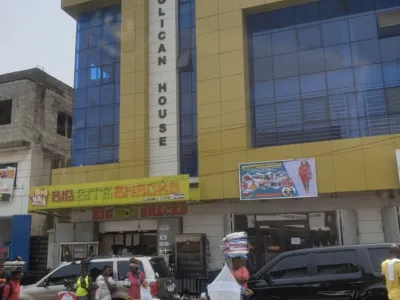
[239,158,317,200]
[0,167,16,202]
[92,203,188,221]
[29,175,190,211]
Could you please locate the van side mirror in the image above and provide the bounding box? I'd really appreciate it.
[262,272,273,284]
[42,278,49,287]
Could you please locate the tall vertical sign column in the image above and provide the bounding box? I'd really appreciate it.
[149,0,179,176]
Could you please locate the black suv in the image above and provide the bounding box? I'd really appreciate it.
[249,243,391,300]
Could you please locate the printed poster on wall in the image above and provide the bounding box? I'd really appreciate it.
[239,158,317,200]
[0,167,16,202]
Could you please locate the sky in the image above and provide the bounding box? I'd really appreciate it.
[0,0,76,86]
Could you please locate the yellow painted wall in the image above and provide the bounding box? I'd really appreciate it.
[196,0,400,200]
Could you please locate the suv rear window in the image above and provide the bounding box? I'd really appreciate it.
[150,257,172,278]
[369,248,389,272]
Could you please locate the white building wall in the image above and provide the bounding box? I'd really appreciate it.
[183,214,225,270]
[356,208,385,244]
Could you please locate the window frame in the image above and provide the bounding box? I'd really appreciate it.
[265,253,313,281]
[0,99,12,125]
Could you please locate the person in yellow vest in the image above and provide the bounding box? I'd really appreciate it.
[76,262,97,300]
[382,244,400,300]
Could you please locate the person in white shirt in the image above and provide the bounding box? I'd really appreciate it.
[95,265,116,300]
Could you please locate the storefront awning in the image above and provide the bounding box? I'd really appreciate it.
[28,174,192,211]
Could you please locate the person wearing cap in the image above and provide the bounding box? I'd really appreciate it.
[2,269,22,300]
[126,263,145,300]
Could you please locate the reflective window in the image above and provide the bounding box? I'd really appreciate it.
[315,250,360,274]
[72,5,121,166]
[247,0,400,149]
[269,254,310,279]
[179,0,197,177]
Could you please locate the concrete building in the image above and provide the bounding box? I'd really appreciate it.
[0,68,72,266]
[29,0,400,272]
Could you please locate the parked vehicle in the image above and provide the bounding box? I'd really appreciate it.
[19,256,176,300]
[249,243,391,300]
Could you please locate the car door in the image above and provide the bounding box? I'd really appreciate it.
[308,250,362,300]
[24,263,81,300]
[251,253,312,300]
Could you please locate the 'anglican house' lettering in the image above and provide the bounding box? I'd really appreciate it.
[157,0,168,147]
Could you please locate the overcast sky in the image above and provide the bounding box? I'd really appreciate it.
[0,0,76,86]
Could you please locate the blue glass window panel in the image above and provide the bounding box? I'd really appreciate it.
[348,0,375,14]
[374,0,400,10]
[85,148,99,165]
[72,128,86,150]
[303,97,328,123]
[320,0,347,20]
[72,109,86,129]
[71,150,85,167]
[113,145,119,162]
[191,28,196,48]
[348,14,377,42]
[86,127,100,148]
[114,103,120,124]
[252,34,272,59]
[383,62,400,88]
[326,68,355,95]
[89,26,102,48]
[247,13,271,35]
[254,81,274,105]
[101,84,114,104]
[102,46,115,64]
[324,44,352,71]
[380,36,400,62]
[90,10,102,27]
[331,117,360,138]
[75,69,87,88]
[272,30,297,55]
[354,64,383,91]
[180,29,191,50]
[386,87,400,114]
[359,115,390,137]
[181,115,194,137]
[294,2,320,25]
[298,48,325,75]
[351,39,380,66]
[115,43,120,62]
[73,88,87,109]
[76,50,88,69]
[102,65,114,83]
[300,73,327,98]
[357,89,387,117]
[273,53,298,79]
[297,25,322,51]
[99,126,114,146]
[114,125,119,145]
[77,29,89,50]
[191,72,197,92]
[322,20,349,46]
[254,104,276,129]
[88,67,102,86]
[99,105,114,125]
[329,93,358,121]
[276,101,302,126]
[115,83,120,103]
[116,8,121,21]
[180,72,192,93]
[389,114,400,134]
[270,7,295,29]
[190,2,195,27]
[102,23,115,45]
[275,77,300,102]
[254,57,273,81]
[191,48,197,70]
[115,63,120,83]
[99,147,114,164]
[179,3,190,29]
[103,8,115,23]
[87,86,101,107]
[78,13,90,30]
[181,93,193,114]
[86,106,100,127]
[88,47,102,67]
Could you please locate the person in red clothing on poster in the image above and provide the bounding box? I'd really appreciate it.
[2,269,22,300]
[298,160,312,194]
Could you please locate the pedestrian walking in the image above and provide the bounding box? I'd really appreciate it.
[95,265,116,300]
[125,263,145,300]
[382,244,400,300]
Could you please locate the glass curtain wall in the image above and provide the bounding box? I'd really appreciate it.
[72,5,121,166]
[178,0,198,177]
[247,0,400,148]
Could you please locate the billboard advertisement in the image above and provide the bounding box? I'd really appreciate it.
[0,167,16,202]
[239,158,317,200]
